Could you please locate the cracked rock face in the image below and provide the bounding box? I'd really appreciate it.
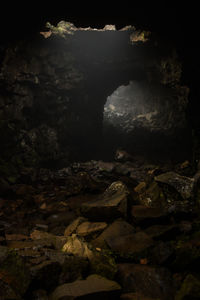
[0,21,191,175]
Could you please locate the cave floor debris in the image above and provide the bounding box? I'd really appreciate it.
[1,158,200,299]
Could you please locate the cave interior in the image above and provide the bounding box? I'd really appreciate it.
[1,10,200,300]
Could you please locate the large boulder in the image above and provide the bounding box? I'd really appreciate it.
[50,274,121,300]
[0,246,31,297]
[80,181,129,221]
[155,171,195,200]
[117,263,174,300]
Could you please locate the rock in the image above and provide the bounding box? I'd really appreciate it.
[155,171,195,200]
[175,274,200,300]
[76,221,108,238]
[97,161,115,173]
[139,181,166,208]
[145,224,180,240]
[171,235,200,272]
[120,292,158,300]
[64,217,87,236]
[131,205,167,227]
[7,239,53,251]
[30,230,67,250]
[62,234,94,259]
[0,246,31,296]
[92,219,135,249]
[134,181,147,193]
[50,274,121,300]
[46,211,76,227]
[81,181,129,221]
[105,231,153,258]
[62,234,117,279]
[148,241,174,265]
[30,260,62,292]
[117,263,174,300]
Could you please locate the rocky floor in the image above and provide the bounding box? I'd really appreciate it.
[1,157,200,299]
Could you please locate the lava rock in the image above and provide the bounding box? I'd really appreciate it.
[117,263,174,300]
[155,171,195,200]
[80,181,129,221]
[50,274,121,300]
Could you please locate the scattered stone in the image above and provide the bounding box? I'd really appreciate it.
[81,181,129,220]
[76,221,108,238]
[64,216,87,236]
[30,230,67,250]
[117,263,174,299]
[50,274,121,300]
[155,171,195,199]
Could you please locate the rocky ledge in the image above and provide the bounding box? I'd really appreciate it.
[1,155,200,299]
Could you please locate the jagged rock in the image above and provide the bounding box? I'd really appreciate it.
[92,219,135,249]
[138,181,166,208]
[80,181,129,221]
[30,230,67,250]
[155,171,195,200]
[7,239,53,251]
[62,234,117,279]
[117,263,174,300]
[76,221,108,238]
[175,274,200,300]
[62,234,94,259]
[64,217,87,236]
[104,231,153,258]
[50,274,121,300]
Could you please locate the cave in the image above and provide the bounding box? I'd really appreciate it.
[1,10,200,300]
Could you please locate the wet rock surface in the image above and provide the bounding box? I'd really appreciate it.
[0,158,200,299]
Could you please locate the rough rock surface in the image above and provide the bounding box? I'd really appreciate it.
[50,274,121,300]
[0,159,200,298]
[0,21,191,179]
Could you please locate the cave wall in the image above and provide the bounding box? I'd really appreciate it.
[0,22,191,180]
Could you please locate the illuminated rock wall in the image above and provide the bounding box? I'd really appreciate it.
[0,23,191,177]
